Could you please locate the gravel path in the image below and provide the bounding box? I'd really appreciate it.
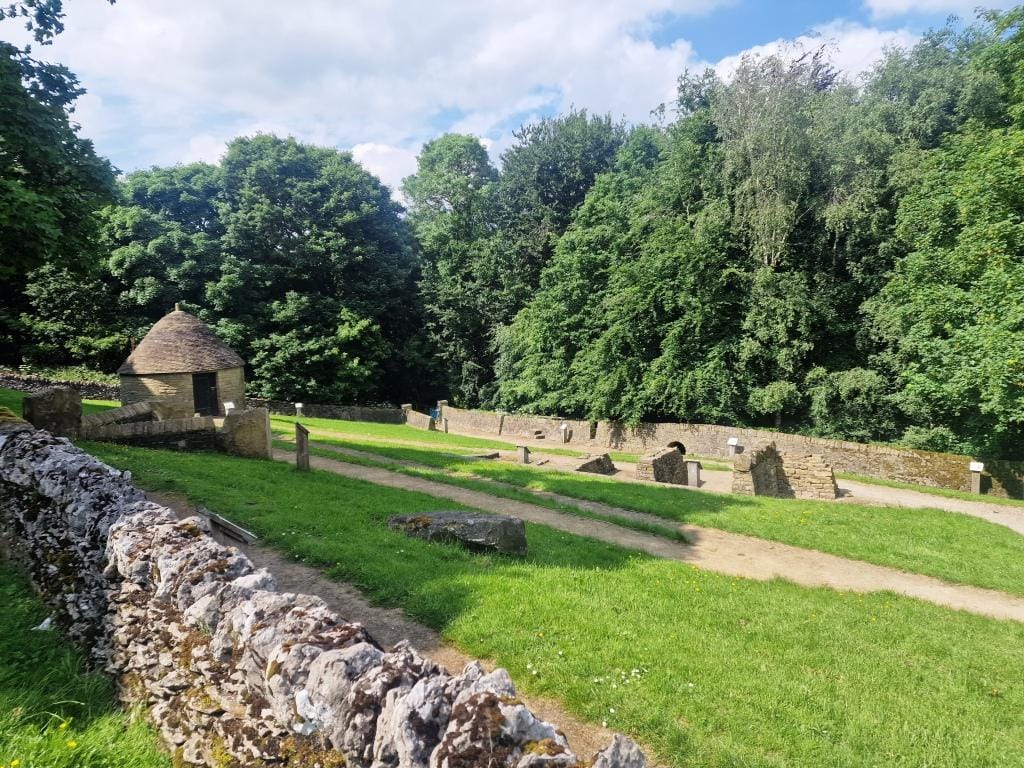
[273,448,1024,622]
[288,425,1024,536]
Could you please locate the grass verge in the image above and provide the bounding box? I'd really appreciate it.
[83,442,1024,768]
[291,432,1024,597]
[0,387,118,418]
[0,560,168,768]
[837,471,1024,509]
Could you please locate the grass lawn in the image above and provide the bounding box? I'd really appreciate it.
[0,387,118,418]
[289,434,1024,598]
[0,561,168,768]
[82,442,1024,768]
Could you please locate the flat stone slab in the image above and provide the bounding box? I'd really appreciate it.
[387,511,528,556]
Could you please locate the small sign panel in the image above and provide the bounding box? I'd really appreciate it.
[727,437,739,446]
[969,461,985,473]
[223,401,235,411]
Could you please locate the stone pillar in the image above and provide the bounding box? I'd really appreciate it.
[969,461,985,494]
[727,437,740,457]
[686,460,702,488]
[22,386,82,438]
[517,445,531,464]
[296,423,310,472]
[294,402,304,418]
[401,404,412,424]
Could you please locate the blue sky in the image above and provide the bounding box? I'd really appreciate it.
[3,0,1009,193]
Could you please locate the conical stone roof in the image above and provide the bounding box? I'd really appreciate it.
[117,308,245,375]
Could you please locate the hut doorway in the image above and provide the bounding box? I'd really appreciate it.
[192,372,219,416]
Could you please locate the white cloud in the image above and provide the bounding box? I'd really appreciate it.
[13,0,723,174]
[350,142,418,200]
[715,20,918,82]
[863,0,1013,19]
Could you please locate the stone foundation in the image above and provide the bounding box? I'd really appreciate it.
[732,443,838,500]
[0,421,646,768]
[635,448,687,485]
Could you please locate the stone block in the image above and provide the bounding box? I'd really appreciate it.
[575,453,616,475]
[635,447,687,485]
[22,386,81,437]
[388,512,528,556]
[218,407,272,459]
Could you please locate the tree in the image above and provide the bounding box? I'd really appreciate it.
[0,2,116,364]
[402,134,498,403]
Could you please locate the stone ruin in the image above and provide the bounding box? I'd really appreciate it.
[388,512,528,556]
[731,442,838,500]
[22,386,272,459]
[574,453,616,475]
[635,446,688,485]
[0,419,646,768]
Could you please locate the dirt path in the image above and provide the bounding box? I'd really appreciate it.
[147,489,627,763]
[273,448,1024,622]
[296,424,1024,537]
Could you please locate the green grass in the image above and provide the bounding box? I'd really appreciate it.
[273,438,689,542]
[0,387,118,418]
[82,443,1024,768]
[292,433,1024,597]
[837,471,1024,509]
[0,561,168,768]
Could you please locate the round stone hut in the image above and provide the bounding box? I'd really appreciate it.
[117,306,246,418]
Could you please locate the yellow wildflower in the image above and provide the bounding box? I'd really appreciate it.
[66,740,77,749]
[58,721,69,731]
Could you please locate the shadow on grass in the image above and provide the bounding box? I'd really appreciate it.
[83,442,642,631]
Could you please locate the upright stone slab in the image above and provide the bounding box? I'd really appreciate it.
[516,445,531,464]
[296,422,310,471]
[219,407,272,459]
[22,386,81,437]
[685,460,702,488]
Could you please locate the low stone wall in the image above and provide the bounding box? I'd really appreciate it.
[0,420,644,768]
[403,408,435,431]
[247,398,404,424]
[0,370,120,400]
[439,405,591,443]
[732,443,838,500]
[430,403,1023,498]
[81,416,220,452]
[635,448,687,486]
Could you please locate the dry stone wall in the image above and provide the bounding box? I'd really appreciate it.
[634,448,687,486]
[0,420,645,768]
[0,369,120,400]
[431,405,1023,499]
[247,398,404,424]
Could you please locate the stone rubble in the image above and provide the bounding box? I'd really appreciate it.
[0,421,645,768]
[388,512,528,556]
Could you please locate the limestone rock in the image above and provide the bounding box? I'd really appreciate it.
[574,454,616,475]
[22,386,81,437]
[591,735,647,768]
[388,512,528,556]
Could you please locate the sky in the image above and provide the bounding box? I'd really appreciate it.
[4,0,1012,195]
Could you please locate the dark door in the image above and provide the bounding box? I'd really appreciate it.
[192,372,218,416]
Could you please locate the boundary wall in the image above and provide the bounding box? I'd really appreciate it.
[0,419,644,768]
[434,405,1023,498]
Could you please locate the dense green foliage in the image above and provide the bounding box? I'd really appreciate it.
[3,6,1024,456]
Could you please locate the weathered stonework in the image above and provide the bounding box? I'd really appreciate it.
[732,443,838,500]
[574,454,616,475]
[218,408,273,459]
[433,404,1023,499]
[0,421,645,768]
[22,386,82,437]
[247,398,405,424]
[0,369,120,400]
[635,448,687,486]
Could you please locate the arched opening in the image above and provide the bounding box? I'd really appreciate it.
[667,440,686,454]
